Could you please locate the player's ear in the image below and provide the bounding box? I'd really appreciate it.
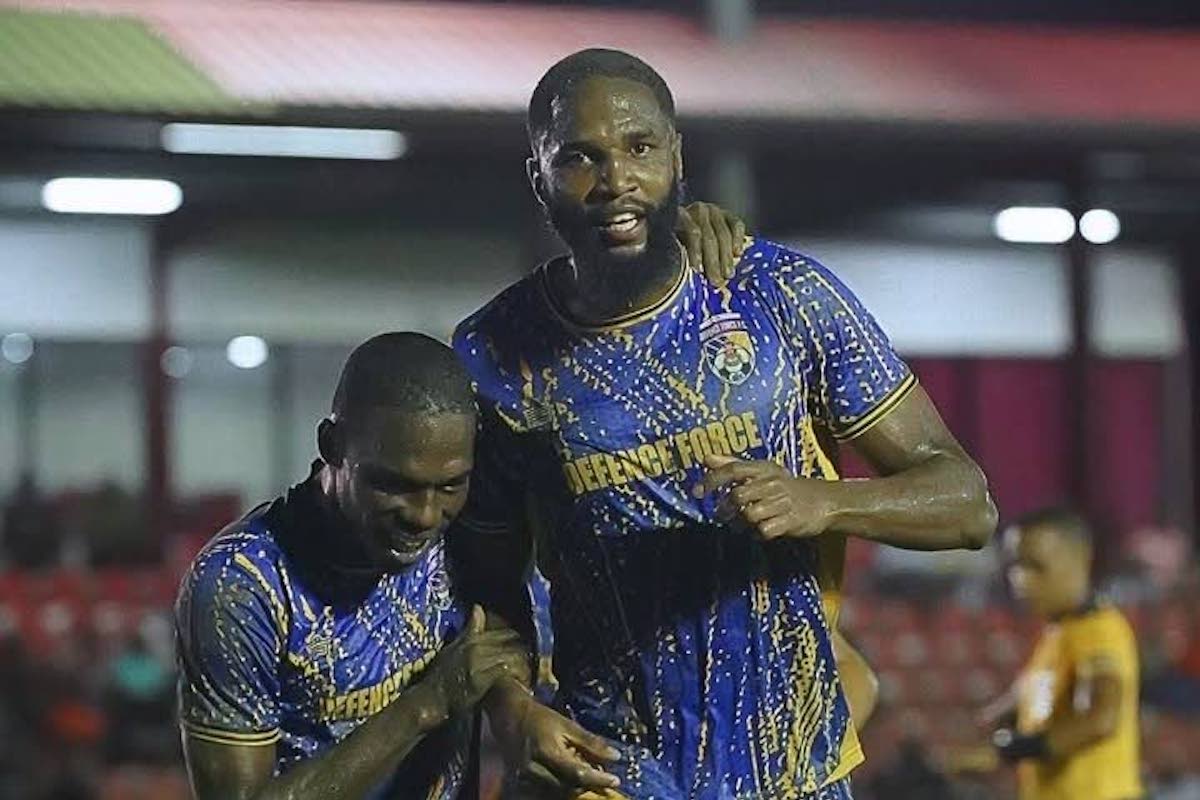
[317,417,345,467]
[526,156,549,210]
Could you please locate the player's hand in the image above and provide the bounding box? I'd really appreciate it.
[692,453,835,540]
[992,728,1049,763]
[423,605,529,718]
[487,684,621,793]
[676,202,747,286]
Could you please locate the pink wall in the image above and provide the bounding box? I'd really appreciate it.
[841,358,1165,541]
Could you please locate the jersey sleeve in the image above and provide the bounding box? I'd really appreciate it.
[457,401,528,541]
[175,542,285,746]
[451,310,532,542]
[769,248,915,441]
[451,312,557,700]
[447,400,536,616]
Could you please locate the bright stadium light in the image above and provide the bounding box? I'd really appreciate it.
[1079,209,1120,245]
[993,206,1076,244]
[1,332,33,364]
[162,123,408,160]
[42,178,182,215]
[226,336,269,369]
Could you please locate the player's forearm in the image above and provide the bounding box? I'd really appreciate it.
[482,676,534,741]
[822,451,996,550]
[247,681,449,800]
[1044,706,1119,758]
[980,688,1019,729]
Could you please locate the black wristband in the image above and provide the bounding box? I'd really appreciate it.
[993,729,1049,762]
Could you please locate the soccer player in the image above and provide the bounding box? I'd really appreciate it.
[984,509,1142,800]
[175,333,565,800]
[454,48,997,798]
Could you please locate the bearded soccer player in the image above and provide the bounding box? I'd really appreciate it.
[454,49,996,799]
[175,333,585,800]
[982,509,1142,800]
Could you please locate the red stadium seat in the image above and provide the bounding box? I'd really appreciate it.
[97,570,136,603]
[932,629,973,667]
[877,669,911,706]
[90,601,131,639]
[875,602,919,632]
[0,571,26,601]
[914,668,951,705]
[38,598,78,641]
[984,628,1023,667]
[853,630,885,665]
[895,629,930,668]
[0,602,20,638]
[964,667,1003,705]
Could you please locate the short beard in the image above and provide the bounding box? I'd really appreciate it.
[548,180,682,274]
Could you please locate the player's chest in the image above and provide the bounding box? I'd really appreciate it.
[278,572,462,724]
[515,305,808,452]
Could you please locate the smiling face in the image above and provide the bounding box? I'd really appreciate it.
[326,408,474,571]
[530,75,683,267]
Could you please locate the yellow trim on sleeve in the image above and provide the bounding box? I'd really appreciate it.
[835,373,917,442]
[182,721,282,747]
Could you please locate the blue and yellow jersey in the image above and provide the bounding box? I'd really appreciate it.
[453,238,913,798]
[174,471,470,800]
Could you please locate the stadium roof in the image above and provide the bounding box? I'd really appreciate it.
[0,7,257,114]
[3,0,1200,129]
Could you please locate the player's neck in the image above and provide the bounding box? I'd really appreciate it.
[313,465,384,577]
[558,241,684,326]
[1049,589,1095,621]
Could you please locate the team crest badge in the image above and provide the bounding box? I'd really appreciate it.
[521,396,558,432]
[700,313,756,385]
[304,629,333,658]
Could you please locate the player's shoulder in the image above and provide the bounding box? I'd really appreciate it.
[1090,603,1136,636]
[452,269,543,358]
[1070,603,1138,647]
[453,268,552,404]
[733,237,841,291]
[179,504,287,606]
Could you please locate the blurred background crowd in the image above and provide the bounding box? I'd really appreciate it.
[2,0,1200,797]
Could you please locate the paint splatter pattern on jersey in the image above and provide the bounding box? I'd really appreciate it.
[454,238,912,798]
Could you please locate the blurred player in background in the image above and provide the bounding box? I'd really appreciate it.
[454,48,996,799]
[982,508,1142,800]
